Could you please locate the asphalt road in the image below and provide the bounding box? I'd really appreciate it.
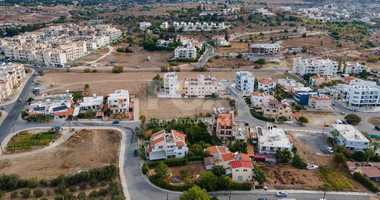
[195,42,214,70]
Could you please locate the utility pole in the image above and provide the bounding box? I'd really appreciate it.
[323,189,326,200]
[166,192,168,200]
[229,190,231,200]
[12,122,15,133]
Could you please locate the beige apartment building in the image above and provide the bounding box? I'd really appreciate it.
[262,99,292,119]
[308,94,332,110]
[0,63,25,101]
[182,75,218,98]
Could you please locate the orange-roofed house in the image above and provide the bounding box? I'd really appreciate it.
[230,160,253,182]
[309,75,329,86]
[211,109,235,144]
[146,130,189,161]
[221,152,236,168]
[207,146,230,161]
[250,92,275,107]
[308,94,332,110]
[258,77,277,91]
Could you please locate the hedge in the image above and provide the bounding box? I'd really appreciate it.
[230,182,252,191]
[353,172,379,193]
[149,176,191,192]
[188,156,204,162]
[250,110,275,122]
[147,158,188,168]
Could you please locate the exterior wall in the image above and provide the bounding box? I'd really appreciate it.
[293,58,337,76]
[235,71,255,95]
[174,46,197,59]
[232,167,253,182]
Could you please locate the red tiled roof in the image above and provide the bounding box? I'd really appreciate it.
[54,108,74,116]
[259,78,276,84]
[230,160,253,169]
[309,95,331,101]
[360,167,380,178]
[222,153,235,162]
[251,92,264,96]
[268,99,281,105]
[151,130,165,138]
[176,141,185,147]
[254,154,276,159]
[344,77,355,82]
[172,130,186,140]
[207,146,228,154]
[218,113,233,126]
[28,112,44,116]
[346,161,355,168]
[237,153,251,161]
[204,157,215,166]
[96,112,103,117]
[129,102,134,108]
[151,136,165,145]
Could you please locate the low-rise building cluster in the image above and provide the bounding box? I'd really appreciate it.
[293,57,338,77]
[162,21,226,31]
[0,24,121,66]
[0,62,25,101]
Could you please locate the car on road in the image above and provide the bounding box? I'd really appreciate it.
[5,97,11,101]
[375,126,380,131]
[326,147,334,154]
[134,149,139,157]
[17,98,22,102]
[0,106,6,110]
[112,120,119,124]
[341,111,345,115]
[276,191,288,197]
[257,198,268,200]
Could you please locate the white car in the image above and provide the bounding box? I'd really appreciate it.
[307,165,319,170]
[276,191,288,197]
[326,147,334,154]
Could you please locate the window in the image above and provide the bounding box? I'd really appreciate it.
[243,169,248,172]
[236,169,239,172]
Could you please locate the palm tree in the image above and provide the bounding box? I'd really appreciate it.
[139,115,146,127]
[331,129,340,149]
[364,149,375,163]
[373,142,380,152]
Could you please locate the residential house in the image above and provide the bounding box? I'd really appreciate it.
[358,167,380,182]
[230,160,253,182]
[174,46,197,59]
[212,35,229,46]
[211,108,235,144]
[147,130,189,160]
[207,146,230,162]
[0,62,25,101]
[183,75,219,98]
[345,62,365,74]
[261,99,292,119]
[330,124,370,151]
[309,75,329,86]
[294,90,319,105]
[28,93,73,117]
[293,58,338,76]
[204,157,215,171]
[78,94,104,111]
[257,123,293,155]
[250,43,280,55]
[250,92,275,107]
[258,78,277,92]
[277,78,304,93]
[235,71,255,96]
[107,89,129,114]
[139,22,152,29]
[308,94,332,110]
[346,161,356,171]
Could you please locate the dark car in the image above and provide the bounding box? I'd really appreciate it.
[257,198,268,200]
[112,120,119,124]
[133,149,139,157]
[375,126,380,131]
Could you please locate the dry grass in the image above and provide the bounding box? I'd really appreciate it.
[296,110,344,127]
[0,129,120,179]
[368,116,380,126]
[170,162,206,181]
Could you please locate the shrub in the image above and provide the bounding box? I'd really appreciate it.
[27,177,39,188]
[142,163,150,175]
[230,182,252,190]
[11,191,18,198]
[54,183,66,195]
[147,158,188,168]
[345,114,361,125]
[125,47,133,53]
[353,172,379,193]
[292,154,307,169]
[89,191,98,198]
[250,110,275,122]
[77,191,86,200]
[39,179,48,187]
[149,176,190,191]
[112,66,124,73]
[68,185,76,192]
[98,188,108,197]
[78,182,87,190]
[33,189,44,198]
[92,69,97,73]
[21,189,31,198]
[54,195,64,200]
[84,68,91,73]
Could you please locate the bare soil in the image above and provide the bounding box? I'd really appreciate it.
[170,162,206,181]
[0,129,120,179]
[368,116,380,126]
[296,110,344,127]
[0,6,72,24]
[215,42,249,54]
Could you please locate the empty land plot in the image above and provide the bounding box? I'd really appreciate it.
[368,116,380,126]
[296,110,344,127]
[6,130,59,153]
[0,6,72,24]
[215,42,249,54]
[0,129,120,179]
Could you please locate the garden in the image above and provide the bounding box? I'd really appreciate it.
[7,131,59,152]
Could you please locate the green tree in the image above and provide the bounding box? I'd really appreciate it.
[154,161,170,180]
[338,58,343,72]
[191,143,203,155]
[275,149,292,163]
[180,185,211,200]
[211,165,226,177]
[229,141,247,153]
[298,116,309,125]
[33,189,43,198]
[139,115,146,127]
[345,114,361,125]
[334,152,347,167]
[291,154,307,169]
[197,171,218,191]
[254,58,267,66]
[331,129,340,147]
[20,189,31,198]
[373,142,380,152]
[253,164,266,185]
[364,148,375,163]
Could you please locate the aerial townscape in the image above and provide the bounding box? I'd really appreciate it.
[1,0,380,200]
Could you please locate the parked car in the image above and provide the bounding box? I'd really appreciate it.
[326,147,334,154]
[341,111,345,115]
[257,198,268,200]
[17,98,22,102]
[276,191,288,197]
[112,120,119,124]
[0,106,6,110]
[335,119,343,124]
[133,149,138,157]
[375,126,380,131]
[307,165,319,170]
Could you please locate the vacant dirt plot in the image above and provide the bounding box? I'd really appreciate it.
[170,162,206,181]
[262,163,324,190]
[0,129,120,179]
[73,45,172,70]
[0,6,72,24]
[215,42,249,54]
[296,110,343,127]
[368,116,380,126]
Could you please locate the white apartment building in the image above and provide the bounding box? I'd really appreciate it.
[345,62,365,74]
[174,46,197,59]
[183,75,218,98]
[250,92,275,107]
[79,94,104,111]
[139,22,152,29]
[172,21,225,31]
[345,84,380,108]
[162,72,180,97]
[331,124,370,151]
[293,58,338,76]
[107,89,129,114]
[258,78,277,91]
[160,21,169,29]
[0,62,25,101]
[277,78,304,92]
[28,93,72,116]
[250,43,280,55]
[308,94,332,110]
[212,35,229,46]
[235,71,255,96]
[147,130,189,160]
[257,123,293,155]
